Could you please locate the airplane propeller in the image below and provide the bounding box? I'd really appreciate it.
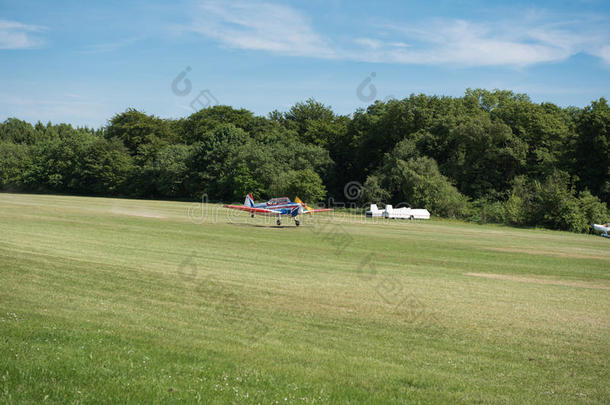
[294,196,314,212]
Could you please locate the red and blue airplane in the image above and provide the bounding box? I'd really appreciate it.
[223,194,332,226]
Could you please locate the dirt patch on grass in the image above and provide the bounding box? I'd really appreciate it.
[485,247,609,261]
[465,272,610,290]
[110,208,166,219]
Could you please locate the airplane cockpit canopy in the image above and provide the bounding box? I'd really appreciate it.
[267,197,290,205]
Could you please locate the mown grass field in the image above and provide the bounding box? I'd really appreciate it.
[1,193,609,404]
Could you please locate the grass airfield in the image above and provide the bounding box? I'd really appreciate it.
[0,193,609,404]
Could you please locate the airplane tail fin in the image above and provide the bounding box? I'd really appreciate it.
[244,193,254,207]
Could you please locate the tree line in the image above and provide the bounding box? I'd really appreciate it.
[1,89,608,233]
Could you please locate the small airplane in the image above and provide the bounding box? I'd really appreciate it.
[592,223,610,238]
[223,194,332,226]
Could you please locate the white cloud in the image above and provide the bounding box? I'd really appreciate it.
[82,36,142,54]
[594,45,610,65]
[185,2,610,67]
[186,1,335,58]
[0,93,113,127]
[0,19,45,49]
[354,38,383,49]
[361,19,578,67]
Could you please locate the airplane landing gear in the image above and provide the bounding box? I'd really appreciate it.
[251,213,255,218]
[295,219,300,227]
[276,219,282,226]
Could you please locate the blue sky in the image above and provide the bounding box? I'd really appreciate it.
[1,0,609,127]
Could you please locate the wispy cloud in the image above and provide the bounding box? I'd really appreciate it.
[0,93,112,127]
[185,1,335,58]
[0,19,46,49]
[594,45,610,65]
[185,1,610,68]
[82,36,143,54]
[356,19,578,67]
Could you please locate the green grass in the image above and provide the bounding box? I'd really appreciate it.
[1,193,609,404]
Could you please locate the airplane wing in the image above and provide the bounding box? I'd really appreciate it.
[294,197,333,214]
[302,208,333,214]
[223,204,276,214]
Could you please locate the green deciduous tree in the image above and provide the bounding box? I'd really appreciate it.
[1,91,608,234]
[0,118,38,144]
[573,98,610,203]
[105,109,178,160]
[444,116,526,198]
[371,140,469,218]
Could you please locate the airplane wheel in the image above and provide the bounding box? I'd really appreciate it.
[276,219,281,226]
[295,220,300,227]
[251,214,255,218]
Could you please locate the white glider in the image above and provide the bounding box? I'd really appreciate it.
[592,223,610,238]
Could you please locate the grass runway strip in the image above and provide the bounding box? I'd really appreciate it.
[0,193,609,404]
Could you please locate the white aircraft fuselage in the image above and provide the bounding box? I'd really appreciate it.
[592,223,610,238]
